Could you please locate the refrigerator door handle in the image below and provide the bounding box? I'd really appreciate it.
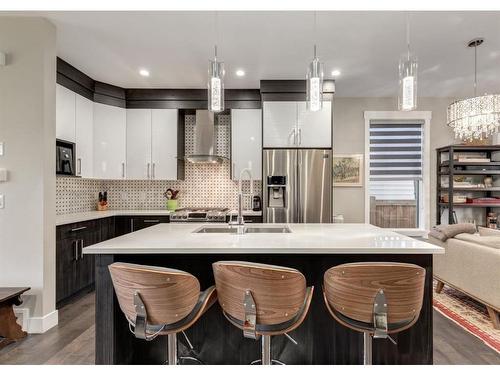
[297,150,301,222]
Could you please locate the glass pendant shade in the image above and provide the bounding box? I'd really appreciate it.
[447,94,500,141]
[208,53,224,113]
[398,52,418,111]
[306,53,324,112]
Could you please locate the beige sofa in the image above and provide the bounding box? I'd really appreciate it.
[429,227,500,330]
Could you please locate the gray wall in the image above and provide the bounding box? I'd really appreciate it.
[332,97,457,225]
[0,17,56,329]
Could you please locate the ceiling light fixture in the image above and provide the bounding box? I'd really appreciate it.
[398,14,418,111]
[447,38,500,141]
[208,12,224,113]
[236,69,245,77]
[139,69,150,77]
[331,70,341,77]
[306,12,324,112]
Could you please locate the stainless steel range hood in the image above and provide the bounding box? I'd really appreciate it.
[185,110,226,164]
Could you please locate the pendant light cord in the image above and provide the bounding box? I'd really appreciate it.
[314,11,317,59]
[214,11,219,60]
[474,43,478,97]
[406,13,411,60]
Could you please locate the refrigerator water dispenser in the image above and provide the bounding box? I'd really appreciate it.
[267,176,286,208]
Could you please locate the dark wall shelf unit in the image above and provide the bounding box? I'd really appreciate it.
[436,145,500,225]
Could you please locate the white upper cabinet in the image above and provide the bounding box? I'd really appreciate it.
[56,84,76,142]
[297,101,332,148]
[126,108,178,180]
[126,109,152,179]
[231,109,262,180]
[151,109,178,180]
[263,102,297,147]
[75,95,94,178]
[263,101,332,148]
[93,102,127,179]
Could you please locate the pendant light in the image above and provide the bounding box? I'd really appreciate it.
[398,14,418,111]
[208,13,224,112]
[447,38,500,141]
[306,12,323,112]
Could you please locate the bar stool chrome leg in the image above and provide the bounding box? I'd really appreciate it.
[249,336,285,365]
[167,333,177,365]
[262,335,271,365]
[363,332,372,365]
[166,332,205,365]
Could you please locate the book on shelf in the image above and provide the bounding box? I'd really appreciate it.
[453,152,488,160]
[457,158,491,163]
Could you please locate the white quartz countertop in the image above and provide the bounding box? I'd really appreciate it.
[56,210,262,226]
[83,223,443,255]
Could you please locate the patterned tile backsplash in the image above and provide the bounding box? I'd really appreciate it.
[56,114,262,215]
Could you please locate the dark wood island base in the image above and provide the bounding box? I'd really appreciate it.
[94,253,433,365]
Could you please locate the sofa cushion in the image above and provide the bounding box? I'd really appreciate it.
[478,227,500,237]
[454,233,500,249]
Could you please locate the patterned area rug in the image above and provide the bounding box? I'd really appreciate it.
[433,280,500,354]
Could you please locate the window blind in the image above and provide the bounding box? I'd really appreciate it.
[369,122,423,200]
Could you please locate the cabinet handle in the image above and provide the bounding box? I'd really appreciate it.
[130,219,134,232]
[152,163,156,179]
[291,128,297,146]
[77,158,82,176]
[122,162,125,178]
[147,163,151,179]
[298,128,302,146]
[80,239,84,259]
[73,241,79,261]
[71,226,87,232]
[143,219,160,223]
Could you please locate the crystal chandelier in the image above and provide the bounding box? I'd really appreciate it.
[447,38,500,141]
[398,14,418,111]
[306,12,323,112]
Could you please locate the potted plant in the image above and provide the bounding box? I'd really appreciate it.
[164,188,179,211]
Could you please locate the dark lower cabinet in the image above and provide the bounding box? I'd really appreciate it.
[56,219,100,307]
[115,215,170,235]
[226,214,263,223]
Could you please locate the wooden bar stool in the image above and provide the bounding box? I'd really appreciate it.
[323,262,425,365]
[213,261,314,365]
[108,262,217,365]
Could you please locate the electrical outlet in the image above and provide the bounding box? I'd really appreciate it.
[0,142,4,156]
[0,194,4,209]
[120,192,128,200]
[139,192,146,201]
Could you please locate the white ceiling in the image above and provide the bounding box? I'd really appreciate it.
[24,11,500,96]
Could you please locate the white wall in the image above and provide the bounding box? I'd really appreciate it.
[333,97,457,226]
[0,17,57,332]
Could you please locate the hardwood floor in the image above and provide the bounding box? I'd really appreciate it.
[0,291,498,365]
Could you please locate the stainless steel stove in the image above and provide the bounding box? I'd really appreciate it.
[170,207,229,223]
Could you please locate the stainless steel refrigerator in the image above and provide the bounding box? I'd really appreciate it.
[263,149,332,223]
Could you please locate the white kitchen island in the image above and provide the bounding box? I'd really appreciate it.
[84,223,442,365]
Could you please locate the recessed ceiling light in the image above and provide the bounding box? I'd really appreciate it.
[331,70,341,77]
[139,69,150,77]
[236,69,246,77]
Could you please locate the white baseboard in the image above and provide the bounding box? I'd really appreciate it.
[22,309,59,334]
[13,307,30,331]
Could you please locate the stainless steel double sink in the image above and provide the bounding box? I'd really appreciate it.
[194,225,292,234]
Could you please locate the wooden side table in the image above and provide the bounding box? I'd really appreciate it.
[0,287,30,350]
